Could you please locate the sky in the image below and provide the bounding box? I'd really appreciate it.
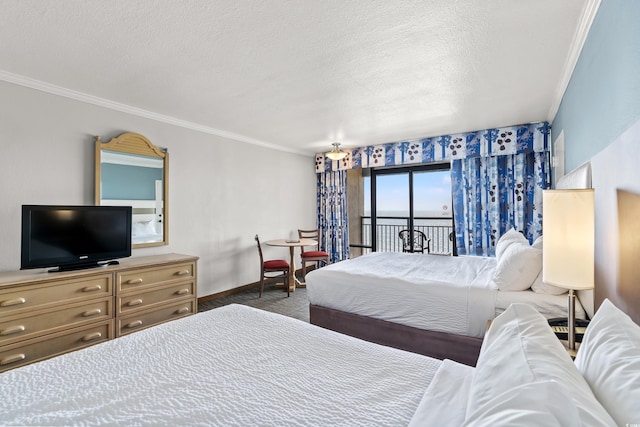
[364,170,452,217]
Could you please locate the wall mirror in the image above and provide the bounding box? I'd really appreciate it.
[95,132,168,248]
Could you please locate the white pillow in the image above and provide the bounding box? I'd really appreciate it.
[493,242,542,291]
[132,220,156,237]
[466,304,615,426]
[532,235,543,250]
[494,228,527,260]
[528,235,567,295]
[463,380,581,427]
[531,271,567,295]
[574,299,640,426]
[409,360,474,427]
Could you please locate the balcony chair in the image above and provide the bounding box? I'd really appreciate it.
[255,235,290,297]
[298,229,330,279]
[398,229,430,254]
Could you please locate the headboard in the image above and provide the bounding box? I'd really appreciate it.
[591,118,640,325]
[556,161,595,318]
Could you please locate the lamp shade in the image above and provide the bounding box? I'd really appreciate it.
[542,189,595,291]
[326,142,348,160]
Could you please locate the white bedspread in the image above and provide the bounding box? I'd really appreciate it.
[495,289,586,319]
[306,252,499,338]
[0,304,441,426]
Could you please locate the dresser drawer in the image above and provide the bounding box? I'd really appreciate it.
[117,299,195,337]
[116,282,195,315]
[116,262,195,293]
[0,320,113,372]
[0,297,112,346]
[0,274,112,317]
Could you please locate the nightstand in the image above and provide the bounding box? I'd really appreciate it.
[559,339,580,359]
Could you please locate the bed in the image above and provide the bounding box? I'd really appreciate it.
[1,299,637,426]
[307,163,596,367]
[306,248,584,366]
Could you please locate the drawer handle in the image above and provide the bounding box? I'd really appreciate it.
[0,353,26,366]
[82,308,102,317]
[127,299,143,307]
[174,270,190,277]
[82,332,103,342]
[82,285,102,292]
[0,325,26,336]
[174,307,190,315]
[125,320,143,329]
[0,297,26,307]
[127,278,144,285]
[175,288,190,296]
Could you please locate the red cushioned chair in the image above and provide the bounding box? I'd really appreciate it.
[255,235,290,297]
[298,229,330,280]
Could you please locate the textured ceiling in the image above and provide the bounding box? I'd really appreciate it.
[0,0,595,156]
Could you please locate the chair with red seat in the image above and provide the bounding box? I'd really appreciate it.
[255,235,290,297]
[298,229,330,280]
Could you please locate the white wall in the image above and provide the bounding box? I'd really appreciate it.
[0,81,317,297]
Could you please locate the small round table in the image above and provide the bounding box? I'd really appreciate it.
[264,238,318,292]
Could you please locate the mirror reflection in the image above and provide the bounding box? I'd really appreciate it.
[95,133,168,248]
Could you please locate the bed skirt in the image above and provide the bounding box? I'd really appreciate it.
[309,304,483,366]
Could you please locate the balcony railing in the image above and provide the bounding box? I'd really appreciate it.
[356,216,454,255]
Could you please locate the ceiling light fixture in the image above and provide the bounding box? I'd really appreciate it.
[326,142,348,161]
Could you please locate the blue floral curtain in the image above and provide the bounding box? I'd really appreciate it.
[315,121,550,259]
[317,170,349,262]
[452,151,549,256]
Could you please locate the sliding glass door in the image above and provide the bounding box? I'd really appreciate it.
[367,164,453,254]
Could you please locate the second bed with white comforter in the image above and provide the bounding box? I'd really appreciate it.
[306,251,584,338]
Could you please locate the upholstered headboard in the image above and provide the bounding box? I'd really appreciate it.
[555,161,595,318]
[556,161,592,190]
[591,119,640,325]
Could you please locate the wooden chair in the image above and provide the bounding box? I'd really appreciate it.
[298,229,330,279]
[398,229,430,254]
[255,235,290,297]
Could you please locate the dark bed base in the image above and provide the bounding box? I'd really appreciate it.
[309,304,483,367]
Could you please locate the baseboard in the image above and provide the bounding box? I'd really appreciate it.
[197,266,312,303]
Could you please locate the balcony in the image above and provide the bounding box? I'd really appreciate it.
[354,216,454,256]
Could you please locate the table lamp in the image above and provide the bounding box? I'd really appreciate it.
[542,189,595,351]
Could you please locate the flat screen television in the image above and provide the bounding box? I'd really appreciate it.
[21,205,132,272]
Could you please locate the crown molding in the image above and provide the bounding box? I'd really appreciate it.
[0,69,311,156]
[547,0,601,122]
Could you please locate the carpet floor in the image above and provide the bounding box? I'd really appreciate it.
[198,282,310,323]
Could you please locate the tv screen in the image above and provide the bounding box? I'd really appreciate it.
[21,205,132,272]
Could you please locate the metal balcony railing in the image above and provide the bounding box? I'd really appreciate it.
[356,216,454,255]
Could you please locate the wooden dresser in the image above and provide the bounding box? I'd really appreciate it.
[0,253,197,372]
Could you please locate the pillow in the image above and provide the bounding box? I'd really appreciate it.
[528,235,567,295]
[495,228,527,260]
[409,360,474,427]
[532,235,543,250]
[465,303,615,426]
[492,242,542,291]
[463,380,581,427]
[574,299,640,426]
[531,271,567,295]
[132,220,156,237]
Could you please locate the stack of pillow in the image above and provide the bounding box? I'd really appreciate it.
[410,299,640,425]
[493,228,565,294]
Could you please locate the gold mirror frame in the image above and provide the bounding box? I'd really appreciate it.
[95,132,168,248]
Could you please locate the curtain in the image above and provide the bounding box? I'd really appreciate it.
[317,170,350,262]
[451,151,549,256]
[315,121,549,259]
